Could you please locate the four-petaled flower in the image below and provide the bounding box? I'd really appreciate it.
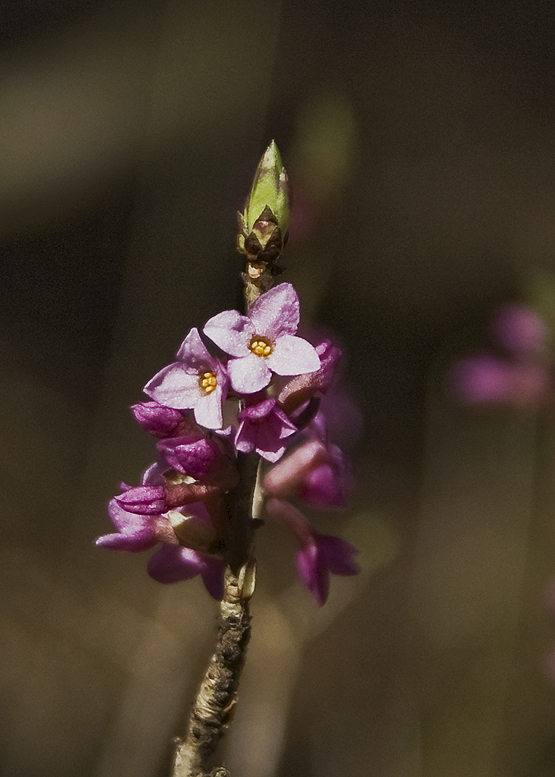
[203,283,321,394]
[144,328,228,429]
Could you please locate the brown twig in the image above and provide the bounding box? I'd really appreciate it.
[171,565,254,777]
[171,450,260,777]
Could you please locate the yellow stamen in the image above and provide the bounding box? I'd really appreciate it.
[199,371,217,394]
[249,337,273,357]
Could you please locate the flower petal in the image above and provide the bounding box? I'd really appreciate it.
[249,283,300,339]
[204,310,253,357]
[267,335,320,376]
[96,498,158,551]
[299,446,352,507]
[141,462,166,486]
[277,340,342,414]
[296,532,359,606]
[239,403,297,462]
[238,397,276,421]
[296,542,329,606]
[96,531,157,552]
[228,353,272,393]
[115,486,166,515]
[147,545,204,583]
[199,556,226,600]
[313,532,360,576]
[107,498,151,532]
[144,363,201,409]
[194,385,224,429]
[175,327,217,371]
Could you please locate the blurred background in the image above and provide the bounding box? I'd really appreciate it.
[2,0,555,775]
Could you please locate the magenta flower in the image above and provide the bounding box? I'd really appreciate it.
[263,439,328,497]
[144,328,228,429]
[265,497,359,605]
[131,401,198,439]
[298,444,352,507]
[156,436,223,479]
[157,434,239,490]
[263,437,351,507]
[296,532,360,606]
[96,499,225,598]
[203,283,320,394]
[451,304,553,408]
[147,545,225,598]
[96,498,161,551]
[235,396,297,462]
[452,355,552,406]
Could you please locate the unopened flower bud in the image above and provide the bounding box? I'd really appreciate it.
[156,436,221,480]
[237,140,291,263]
[115,486,167,515]
[131,402,184,438]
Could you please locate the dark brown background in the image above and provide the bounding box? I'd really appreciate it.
[2,1,555,775]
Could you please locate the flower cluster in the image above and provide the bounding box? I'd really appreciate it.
[97,282,359,604]
[450,304,553,408]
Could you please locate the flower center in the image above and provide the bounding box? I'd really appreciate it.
[249,336,273,358]
[199,371,218,394]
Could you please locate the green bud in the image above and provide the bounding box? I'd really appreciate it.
[237,140,290,263]
[244,140,290,233]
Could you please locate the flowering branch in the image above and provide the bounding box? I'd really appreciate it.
[96,142,360,777]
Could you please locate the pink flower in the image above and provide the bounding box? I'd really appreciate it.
[452,355,552,406]
[96,498,161,551]
[296,532,360,606]
[131,401,198,438]
[144,328,228,429]
[147,545,225,597]
[156,436,224,479]
[298,444,352,507]
[99,460,227,598]
[263,438,352,507]
[235,396,297,462]
[450,305,553,408]
[156,435,239,490]
[96,499,226,598]
[203,283,320,394]
[115,482,222,515]
[265,497,359,605]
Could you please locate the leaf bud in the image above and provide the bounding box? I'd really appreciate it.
[237,140,290,264]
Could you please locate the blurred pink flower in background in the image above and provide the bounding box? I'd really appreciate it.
[451,304,553,408]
